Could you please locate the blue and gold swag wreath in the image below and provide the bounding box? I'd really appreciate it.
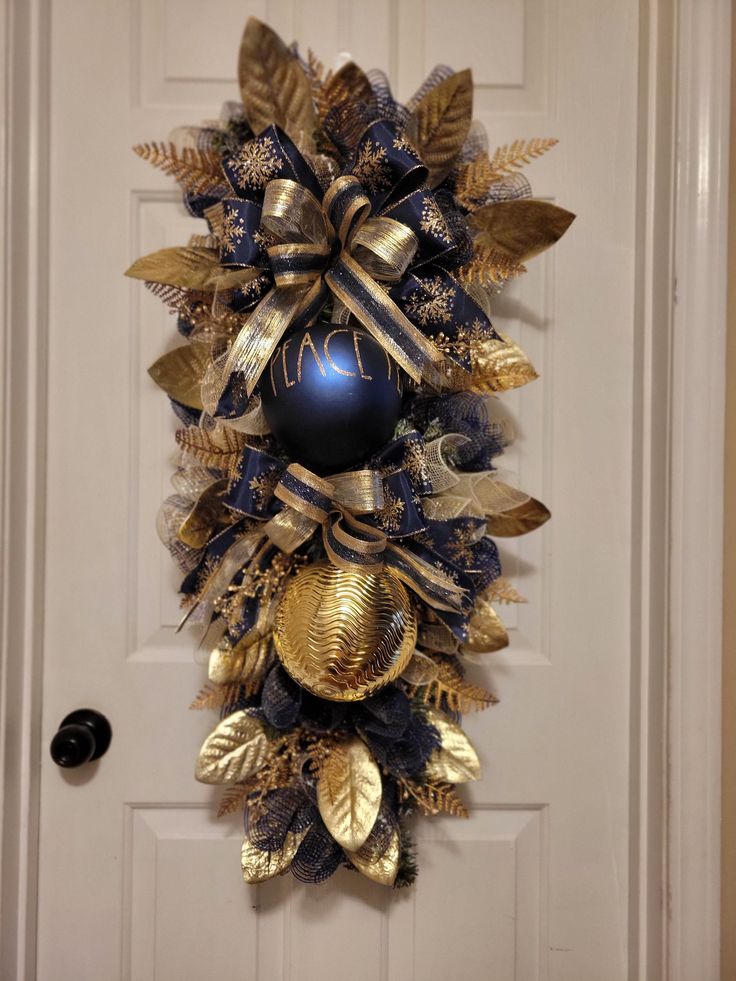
[128,17,574,888]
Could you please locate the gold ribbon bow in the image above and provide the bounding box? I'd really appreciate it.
[210,175,447,406]
[261,462,466,613]
[262,463,386,568]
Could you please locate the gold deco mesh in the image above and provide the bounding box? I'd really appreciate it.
[273,563,417,701]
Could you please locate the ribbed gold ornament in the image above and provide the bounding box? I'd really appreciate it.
[273,563,417,701]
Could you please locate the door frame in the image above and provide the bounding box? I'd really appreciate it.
[0,1,728,978]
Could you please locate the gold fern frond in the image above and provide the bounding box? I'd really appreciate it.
[399,778,469,818]
[454,137,558,210]
[134,142,228,196]
[217,785,248,818]
[188,233,219,250]
[420,658,498,713]
[144,282,244,344]
[175,425,248,474]
[456,247,527,288]
[454,154,495,210]
[144,280,190,310]
[486,576,528,604]
[189,681,242,711]
[304,49,331,121]
[488,137,558,179]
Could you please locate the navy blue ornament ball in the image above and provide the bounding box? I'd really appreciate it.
[260,323,403,474]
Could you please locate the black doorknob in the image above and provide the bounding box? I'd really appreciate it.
[50,709,112,768]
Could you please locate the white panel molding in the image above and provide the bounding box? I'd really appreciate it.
[0,1,50,979]
[123,804,257,980]
[629,3,677,977]
[631,0,728,978]
[666,0,729,977]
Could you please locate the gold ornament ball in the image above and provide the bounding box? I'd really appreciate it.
[273,563,417,701]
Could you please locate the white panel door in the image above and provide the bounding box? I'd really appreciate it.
[36,1,638,979]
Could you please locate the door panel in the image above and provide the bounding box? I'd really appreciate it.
[38,2,637,978]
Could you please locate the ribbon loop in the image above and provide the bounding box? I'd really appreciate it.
[262,179,329,245]
[351,217,418,282]
[323,175,372,249]
[274,463,334,523]
[207,199,265,268]
[351,120,428,211]
[267,243,331,287]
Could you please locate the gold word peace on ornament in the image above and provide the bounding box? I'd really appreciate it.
[267,327,401,397]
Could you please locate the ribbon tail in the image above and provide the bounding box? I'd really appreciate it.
[264,507,318,553]
[325,253,447,389]
[214,278,329,403]
[384,541,466,613]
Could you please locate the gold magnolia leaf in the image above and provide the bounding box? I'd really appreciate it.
[148,344,210,409]
[348,827,400,886]
[208,633,270,687]
[317,737,382,852]
[125,247,220,290]
[485,493,551,537]
[317,61,376,150]
[238,18,316,152]
[469,199,575,262]
[178,478,231,548]
[241,828,307,883]
[408,69,473,187]
[462,592,510,654]
[424,708,481,784]
[175,424,248,475]
[470,334,538,394]
[195,710,269,785]
[323,61,373,117]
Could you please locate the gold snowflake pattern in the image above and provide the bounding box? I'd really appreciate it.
[230,137,281,190]
[405,276,456,327]
[435,559,461,584]
[220,207,247,256]
[392,134,419,156]
[227,272,271,309]
[458,317,489,346]
[432,317,490,363]
[446,525,476,566]
[375,488,405,533]
[248,468,280,511]
[184,553,221,609]
[414,530,436,551]
[352,139,391,195]
[420,196,452,244]
[252,227,276,255]
[403,439,430,487]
